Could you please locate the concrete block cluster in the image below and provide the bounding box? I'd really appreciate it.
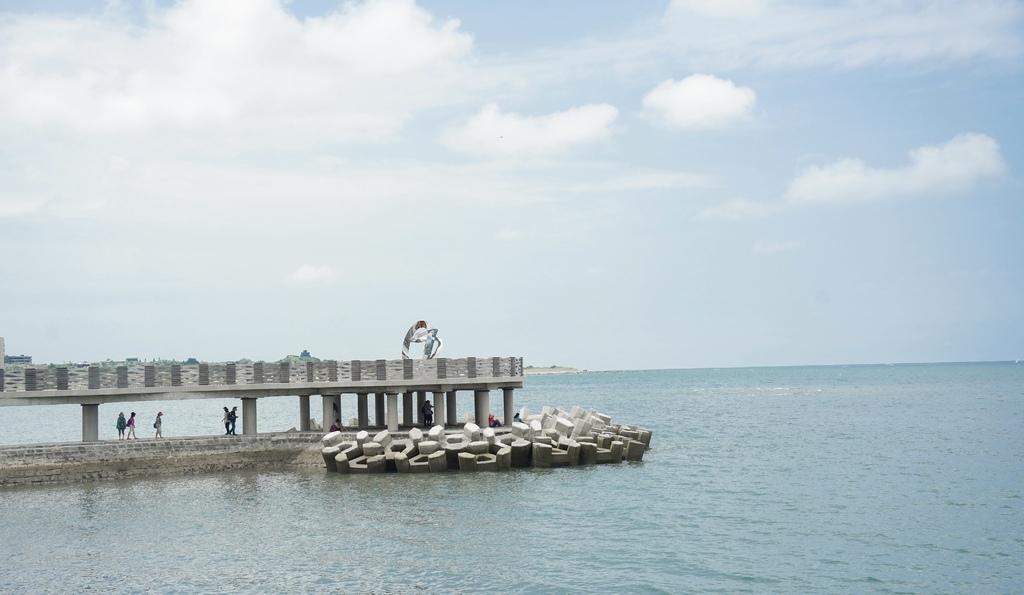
[320,404,652,475]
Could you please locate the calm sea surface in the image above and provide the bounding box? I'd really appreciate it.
[1,363,1022,593]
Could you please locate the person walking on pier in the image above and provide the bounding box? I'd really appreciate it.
[229,406,238,435]
[222,407,230,435]
[126,412,137,439]
[116,412,127,440]
[154,412,163,439]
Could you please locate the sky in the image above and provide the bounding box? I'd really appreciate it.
[0,0,1021,371]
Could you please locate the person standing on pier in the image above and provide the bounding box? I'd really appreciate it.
[229,406,238,435]
[154,412,163,439]
[222,407,230,435]
[126,412,137,439]
[422,400,433,427]
[116,412,127,440]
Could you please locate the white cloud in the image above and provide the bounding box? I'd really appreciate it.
[439,102,619,157]
[752,239,804,254]
[785,133,1006,205]
[664,0,1024,69]
[290,265,338,284]
[0,0,473,143]
[642,74,756,130]
[671,0,770,19]
[697,198,775,221]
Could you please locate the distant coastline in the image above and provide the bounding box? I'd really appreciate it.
[524,365,584,375]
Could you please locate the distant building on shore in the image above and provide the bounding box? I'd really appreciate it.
[301,349,311,358]
[4,354,32,364]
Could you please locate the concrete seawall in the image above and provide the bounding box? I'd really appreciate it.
[0,432,327,487]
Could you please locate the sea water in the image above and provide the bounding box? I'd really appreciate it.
[0,362,1021,593]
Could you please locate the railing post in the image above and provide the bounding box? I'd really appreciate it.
[328,361,338,382]
[306,362,314,383]
[25,368,37,391]
[117,366,128,388]
[144,365,155,388]
[171,365,181,387]
[351,360,361,382]
[88,366,100,390]
[403,359,413,380]
[226,363,236,385]
[278,362,290,383]
[375,360,386,381]
[492,357,500,378]
[253,362,264,384]
[57,368,69,390]
[467,357,477,379]
[436,358,447,379]
[199,364,209,385]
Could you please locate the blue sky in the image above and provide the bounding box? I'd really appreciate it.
[0,0,1021,370]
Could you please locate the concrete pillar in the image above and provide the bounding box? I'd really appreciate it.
[402,392,413,427]
[446,391,457,425]
[357,393,369,429]
[416,391,426,426]
[503,388,514,428]
[374,393,385,427]
[322,396,333,431]
[242,398,257,435]
[474,389,489,427]
[81,404,99,442]
[299,395,310,431]
[433,391,445,428]
[387,393,399,433]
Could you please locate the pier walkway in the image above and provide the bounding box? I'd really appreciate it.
[0,345,524,443]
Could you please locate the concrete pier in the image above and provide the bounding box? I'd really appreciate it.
[0,354,523,443]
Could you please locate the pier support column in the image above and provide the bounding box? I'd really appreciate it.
[474,390,489,428]
[242,398,257,435]
[375,393,385,427]
[416,391,426,426]
[357,393,369,429]
[322,396,332,432]
[402,392,413,427]
[81,404,99,442]
[387,393,399,433]
[299,395,310,431]
[433,391,445,428]
[446,391,457,425]
[503,388,515,428]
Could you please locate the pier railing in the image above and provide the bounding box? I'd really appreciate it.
[0,357,524,393]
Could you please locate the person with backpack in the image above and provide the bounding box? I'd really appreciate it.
[153,412,163,438]
[228,406,238,435]
[126,412,137,439]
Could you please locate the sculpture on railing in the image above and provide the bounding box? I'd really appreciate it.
[402,320,442,360]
